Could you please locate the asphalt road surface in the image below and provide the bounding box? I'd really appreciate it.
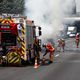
[0,38,80,80]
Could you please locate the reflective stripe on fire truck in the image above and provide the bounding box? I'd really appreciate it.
[22,26,25,35]
[7,51,20,64]
[17,37,20,42]
[21,25,26,60]
[0,18,3,22]
[17,36,22,43]
[1,19,13,24]
[21,26,25,55]
[17,36,23,56]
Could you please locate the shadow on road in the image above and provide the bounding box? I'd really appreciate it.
[40,59,52,66]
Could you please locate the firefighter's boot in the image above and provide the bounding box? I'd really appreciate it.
[49,54,53,64]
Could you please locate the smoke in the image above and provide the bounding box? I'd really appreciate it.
[76,0,80,12]
[24,0,76,41]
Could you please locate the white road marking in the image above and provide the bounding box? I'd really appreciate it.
[55,54,60,57]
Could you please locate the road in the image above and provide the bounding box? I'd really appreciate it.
[0,38,80,80]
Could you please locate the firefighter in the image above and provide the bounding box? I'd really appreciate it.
[43,43,55,63]
[75,33,80,48]
[33,37,41,65]
[57,39,62,51]
[57,38,65,52]
[61,38,65,52]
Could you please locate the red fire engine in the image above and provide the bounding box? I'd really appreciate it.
[0,14,42,66]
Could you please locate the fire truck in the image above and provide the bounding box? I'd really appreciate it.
[0,14,42,66]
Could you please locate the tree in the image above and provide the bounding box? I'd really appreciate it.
[0,0,25,14]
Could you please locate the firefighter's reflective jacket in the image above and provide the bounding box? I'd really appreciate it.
[45,43,55,52]
[76,34,79,40]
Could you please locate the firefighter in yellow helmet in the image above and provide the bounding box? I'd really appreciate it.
[57,38,65,52]
[57,39,62,51]
[61,38,65,52]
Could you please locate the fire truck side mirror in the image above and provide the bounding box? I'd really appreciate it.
[38,27,42,36]
[38,27,41,30]
[39,30,42,36]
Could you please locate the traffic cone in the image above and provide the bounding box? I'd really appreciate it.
[34,58,39,69]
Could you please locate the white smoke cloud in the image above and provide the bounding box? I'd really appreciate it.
[76,0,80,12]
[24,0,76,41]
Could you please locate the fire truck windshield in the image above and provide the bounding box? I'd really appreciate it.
[1,33,16,46]
[0,24,17,46]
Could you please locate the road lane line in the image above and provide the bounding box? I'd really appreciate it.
[55,54,60,57]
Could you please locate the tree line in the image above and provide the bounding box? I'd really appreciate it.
[0,0,25,14]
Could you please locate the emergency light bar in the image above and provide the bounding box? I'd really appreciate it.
[1,13,27,19]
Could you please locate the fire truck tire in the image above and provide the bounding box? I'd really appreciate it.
[2,56,8,66]
[21,58,27,65]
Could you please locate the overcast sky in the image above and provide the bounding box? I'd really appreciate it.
[76,0,80,12]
